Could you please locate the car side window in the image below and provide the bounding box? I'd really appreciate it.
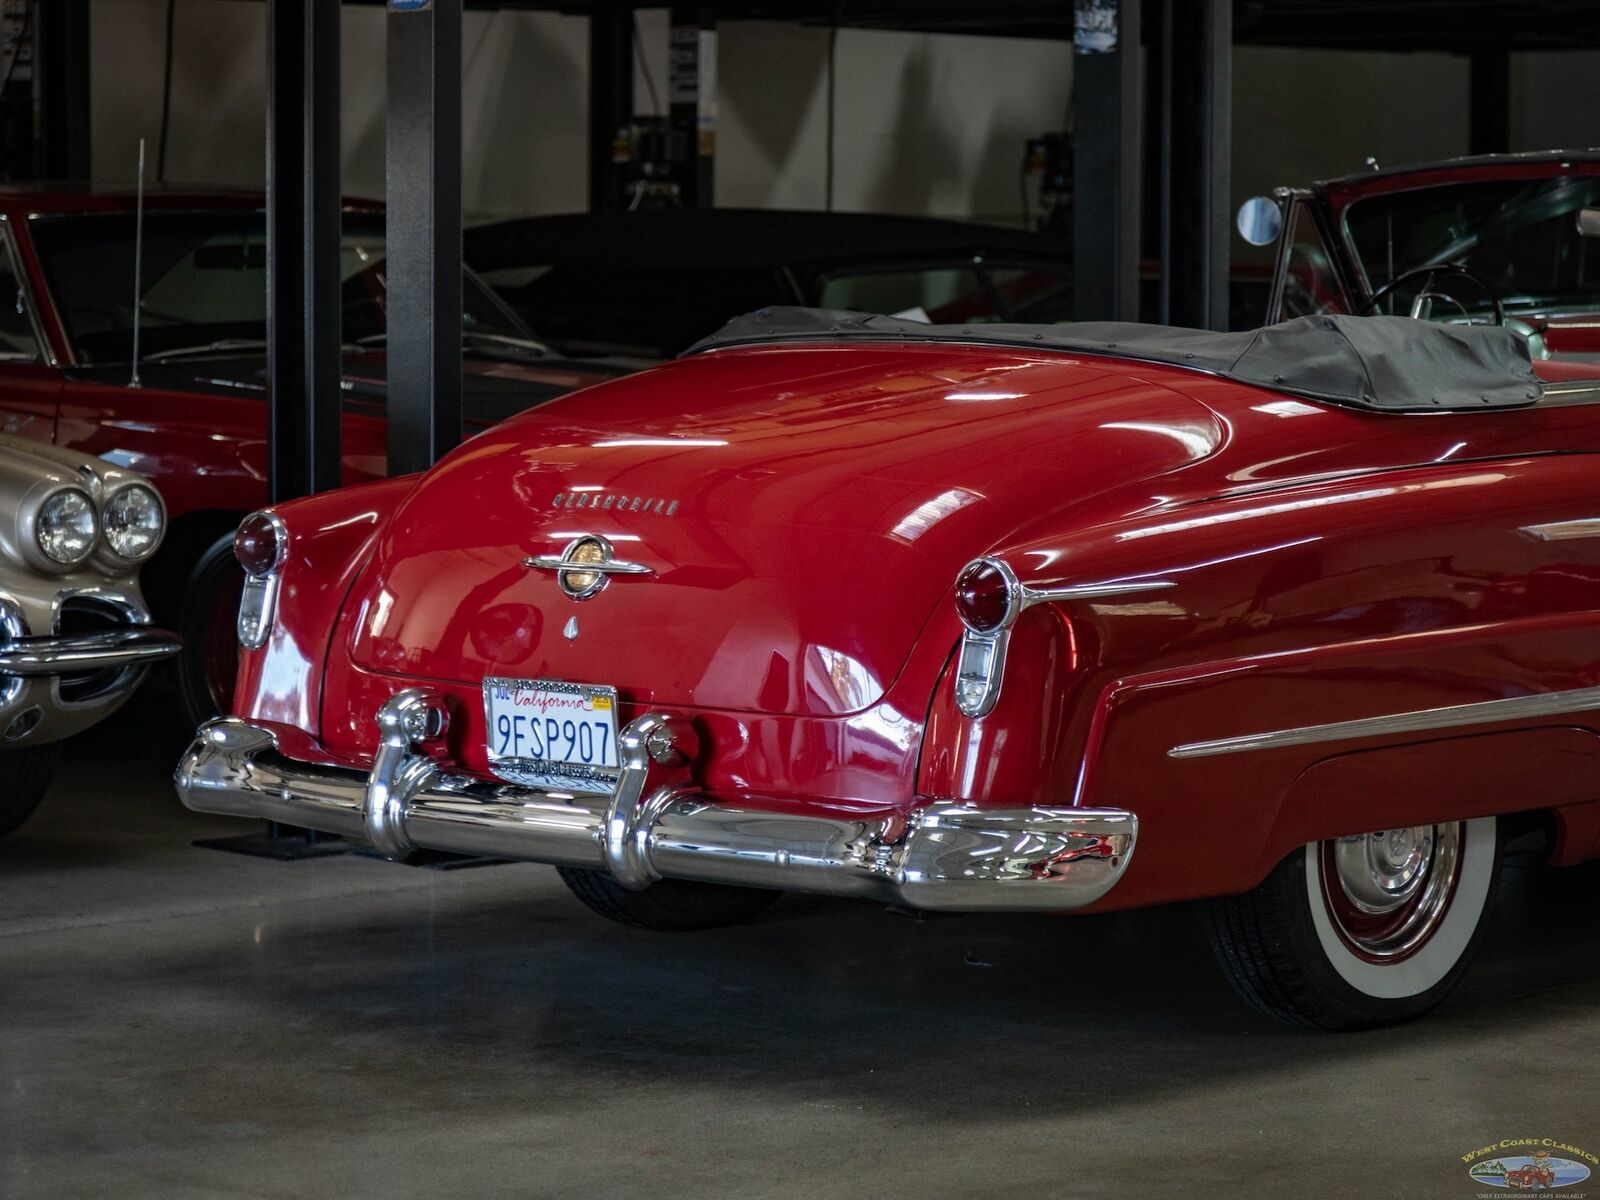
[1279,205,1350,320]
[0,235,41,363]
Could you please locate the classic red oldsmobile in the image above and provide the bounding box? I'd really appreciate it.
[176,303,1600,1030]
[0,183,623,728]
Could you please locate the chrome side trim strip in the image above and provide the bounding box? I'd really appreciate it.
[1025,579,1176,603]
[1168,684,1600,759]
[1522,518,1600,542]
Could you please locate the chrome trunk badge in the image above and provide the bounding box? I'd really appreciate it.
[562,616,580,641]
[525,534,652,600]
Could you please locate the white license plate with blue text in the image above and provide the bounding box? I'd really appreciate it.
[483,677,621,794]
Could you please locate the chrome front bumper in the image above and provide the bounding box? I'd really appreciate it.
[174,691,1137,913]
[0,628,183,675]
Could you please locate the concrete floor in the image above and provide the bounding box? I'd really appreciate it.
[3,701,1598,1200]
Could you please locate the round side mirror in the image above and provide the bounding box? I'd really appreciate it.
[1236,196,1284,246]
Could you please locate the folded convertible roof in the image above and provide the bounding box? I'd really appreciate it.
[688,308,1545,413]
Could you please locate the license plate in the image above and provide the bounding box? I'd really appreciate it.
[483,677,621,794]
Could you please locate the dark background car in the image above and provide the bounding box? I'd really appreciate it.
[463,208,1076,359]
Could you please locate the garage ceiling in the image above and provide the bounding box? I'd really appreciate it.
[342,0,1600,52]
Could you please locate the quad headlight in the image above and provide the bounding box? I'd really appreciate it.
[35,487,99,566]
[103,483,165,561]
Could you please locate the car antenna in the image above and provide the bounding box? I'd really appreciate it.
[130,136,146,389]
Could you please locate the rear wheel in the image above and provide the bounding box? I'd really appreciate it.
[1205,816,1501,1029]
[556,866,780,931]
[0,744,62,841]
[176,532,245,732]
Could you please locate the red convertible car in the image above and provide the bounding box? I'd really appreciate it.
[178,300,1600,1030]
[0,183,624,728]
[1506,1162,1557,1190]
[1246,149,1600,360]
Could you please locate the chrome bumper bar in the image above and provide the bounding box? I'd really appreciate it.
[0,628,183,675]
[174,692,1136,912]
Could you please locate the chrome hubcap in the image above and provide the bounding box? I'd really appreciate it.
[1324,822,1463,961]
[1334,825,1435,912]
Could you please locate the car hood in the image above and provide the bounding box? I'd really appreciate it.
[340,343,1224,716]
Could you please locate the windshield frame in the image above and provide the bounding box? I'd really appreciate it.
[1331,173,1600,320]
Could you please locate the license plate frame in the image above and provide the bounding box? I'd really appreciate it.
[482,677,622,794]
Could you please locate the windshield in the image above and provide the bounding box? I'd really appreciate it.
[1344,176,1600,316]
[30,211,529,364]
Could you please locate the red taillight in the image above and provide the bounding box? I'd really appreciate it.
[235,511,285,577]
[954,558,1018,633]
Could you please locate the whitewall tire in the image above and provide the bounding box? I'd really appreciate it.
[1205,816,1502,1029]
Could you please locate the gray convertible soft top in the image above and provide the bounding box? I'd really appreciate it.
[687,308,1545,413]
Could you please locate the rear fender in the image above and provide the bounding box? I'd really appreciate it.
[233,475,417,733]
[1257,726,1600,881]
[917,604,1091,807]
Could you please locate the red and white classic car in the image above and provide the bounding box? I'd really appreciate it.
[1245,149,1600,361]
[177,304,1600,1030]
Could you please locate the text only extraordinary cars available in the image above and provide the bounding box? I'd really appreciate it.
[178,308,1599,1029]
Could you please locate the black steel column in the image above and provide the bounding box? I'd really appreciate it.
[1072,0,1139,321]
[668,7,715,207]
[33,0,90,180]
[1469,50,1511,156]
[266,0,342,502]
[386,0,463,476]
[1142,0,1172,323]
[1164,0,1231,331]
[589,7,634,211]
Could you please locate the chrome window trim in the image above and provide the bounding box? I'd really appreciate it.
[0,216,55,368]
[1168,683,1600,759]
[1533,384,1600,407]
[1267,191,1353,325]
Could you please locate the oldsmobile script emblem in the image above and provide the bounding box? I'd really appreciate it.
[552,491,679,515]
[524,534,652,601]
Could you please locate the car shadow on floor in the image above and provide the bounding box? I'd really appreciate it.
[116,851,1600,1128]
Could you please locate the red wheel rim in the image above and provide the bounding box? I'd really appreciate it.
[1319,823,1466,965]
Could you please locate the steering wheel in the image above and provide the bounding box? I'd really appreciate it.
[1358,264,1505,326]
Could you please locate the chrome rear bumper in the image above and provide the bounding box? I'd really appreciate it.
[175,692,1136,912]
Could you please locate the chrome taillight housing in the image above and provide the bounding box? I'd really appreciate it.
[951,555,1177,719]
[235,510,287,650]
[952,556,1022,718]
